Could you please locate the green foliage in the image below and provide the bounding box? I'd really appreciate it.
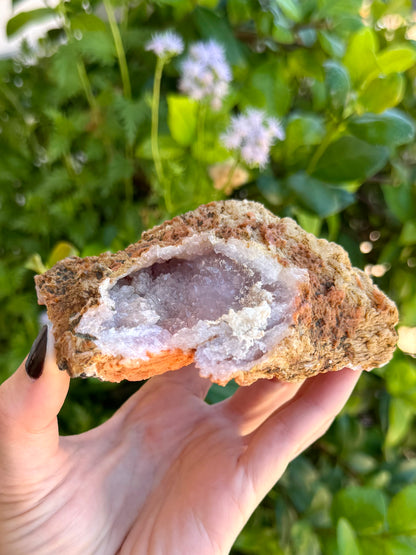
[388,484,416,534]
[348,111,415,146]
[287,172,355,217]
[332,487,387,533]
[324,60,351,110]
[359,73,406,114]
[167,95,198,146]
[1,0,416,552]
[6,8,56,38]
[312,137,390,183]
[337,518,361,555]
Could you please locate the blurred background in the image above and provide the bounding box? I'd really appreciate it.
[1,0,416,552]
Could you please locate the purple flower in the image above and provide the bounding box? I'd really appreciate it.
[145,30,184,59]
[179,39,232,110]
[221,108,285,168]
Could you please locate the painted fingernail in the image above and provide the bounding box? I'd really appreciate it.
[25,325,48,379]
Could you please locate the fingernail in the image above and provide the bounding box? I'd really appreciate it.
[25,325,48,379]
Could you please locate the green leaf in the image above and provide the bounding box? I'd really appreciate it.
[272,23,295,45]
[167,0,195,20]
[114,95,147,146]
[234,526,284,554]
[6,8,56,38]
[359,73,405,113]
[348,110,415,147]
[312,136,389,183]
[298,28,316,48]
[343,27,379,86]
[136,135,184,160]
[288,49,324,80]
[290,521,321,555]
[370,0,389,20]
[294,210,322,236]
[382,182,416,223]
[337,518,362,555]
[285,113,325,156]
[47,241,79,268]
[332,487,387,534]
[400,221,416,246]
[346,453,377,475]
[257,175,287,205]
[50,44,82,97]
[275,0,303,22]
[227,0,253,24]
[24,254,47,274]
[319,0,363,19]
[359,537,416,555]
[194,7,246,66]
[385,358,416,406]
[388,484,416,534]
[77,31,116,65]
[386,397,414,448]
[70,14,108,33]
[242,60,291,117]
[196,0,218,8]
[318,30,345,58]
[311,80,327,111]
[324,60,351,109]
[45,110,89,163]
[280,457,321,513]
[167,95,198,147]
[383,538,416,555]
[288,172,354,217]
[206,381,239,404]
[377,45,416,75]
[274,496,296,548]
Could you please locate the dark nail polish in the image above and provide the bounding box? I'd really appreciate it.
[25,325,48,379]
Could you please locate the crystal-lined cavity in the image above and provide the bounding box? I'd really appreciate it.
[76,238,307,380]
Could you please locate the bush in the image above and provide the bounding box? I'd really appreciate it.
[1,0,416,552]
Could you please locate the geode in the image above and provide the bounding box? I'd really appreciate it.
[35,200,398,385]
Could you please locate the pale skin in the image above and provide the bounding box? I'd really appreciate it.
[0,340,361,555]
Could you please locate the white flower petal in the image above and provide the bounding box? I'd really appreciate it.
[146,30,184,58]
[221,108,283,168]
[179,39,232,103]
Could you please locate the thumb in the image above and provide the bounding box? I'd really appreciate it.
[0,326,70,467]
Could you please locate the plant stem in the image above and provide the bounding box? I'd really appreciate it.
[223,157,240,195]
[194,101,208,202]
[151,58,172,213]
[103,0,131,100]
[197,101,207,162]
[125,143,134,202]
[76,59,97,111]
[306,123,339,175]
[63,153,76,180]
[121,4,129,32]
[102,0,135,201]
[59,1,97,112]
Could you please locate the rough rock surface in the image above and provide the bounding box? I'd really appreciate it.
[35,200,398,385]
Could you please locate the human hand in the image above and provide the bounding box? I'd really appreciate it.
[0,328,361,555]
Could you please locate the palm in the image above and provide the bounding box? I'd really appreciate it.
[32,371,259,554]
[0,359,360,555]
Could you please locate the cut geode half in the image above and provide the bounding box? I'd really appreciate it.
[35,200,398,385]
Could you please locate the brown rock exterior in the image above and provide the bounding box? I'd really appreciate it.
[35,200,398,385]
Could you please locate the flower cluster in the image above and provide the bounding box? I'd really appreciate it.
[179,40,232,110]
[221,109,285,168]
[145,30,184,59]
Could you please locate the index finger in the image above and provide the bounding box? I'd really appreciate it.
[241,368,361,496]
